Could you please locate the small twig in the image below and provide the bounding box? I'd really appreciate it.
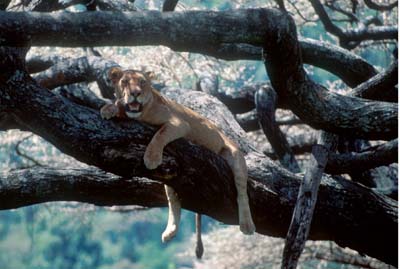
[15,134,43,167]
[325,1,359,23]
[287,0,319,23]
[173,52,199,80]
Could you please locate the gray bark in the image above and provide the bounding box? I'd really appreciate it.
[32,56,120,99]
[261,11,397,140]
[0,61,397,265]
[326,139,398,175]
[0,10,378,87]
[6,0,136,11]
[281,143,329,269]
[349,61,398,102]
[364,0,398,11]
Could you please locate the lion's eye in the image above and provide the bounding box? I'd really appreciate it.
[140,79,146,87]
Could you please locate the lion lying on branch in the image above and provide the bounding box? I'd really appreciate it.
[100,67,255,252]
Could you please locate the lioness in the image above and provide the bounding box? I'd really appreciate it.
[100,67,256,242]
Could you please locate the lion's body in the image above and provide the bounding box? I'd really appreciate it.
[101,67,255,243]
[140,89,231,153]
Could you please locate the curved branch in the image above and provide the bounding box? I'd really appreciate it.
[308,0,397,48]
[364,0,398,11]
[261,10,397,140]
[349,61,398,102]
[26,55,68,74]
[300,38,377,87]
[32,56,120,99]
[326,139,398,175]
[0,60,398,265]
[0,57,397,265]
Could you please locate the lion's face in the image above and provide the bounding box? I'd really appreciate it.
[109,67,154,118]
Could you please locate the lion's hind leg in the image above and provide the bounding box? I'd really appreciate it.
[220,145,255,234]
[162,185,181,242]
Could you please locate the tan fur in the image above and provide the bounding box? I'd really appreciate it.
[101,67,256,241]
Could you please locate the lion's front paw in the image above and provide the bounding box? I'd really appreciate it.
[240,217,256,235]
[100,104,118,120]
[144,148,163,170]
[238,203,256,235]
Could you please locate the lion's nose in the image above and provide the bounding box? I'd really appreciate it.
[131,90,141,97]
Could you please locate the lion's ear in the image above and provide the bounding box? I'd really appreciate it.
[145,71,156,81]
[108,67,123,84]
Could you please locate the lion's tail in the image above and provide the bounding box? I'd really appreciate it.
[195,213,204,259]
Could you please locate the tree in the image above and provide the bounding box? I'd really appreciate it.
[0,0,397,268]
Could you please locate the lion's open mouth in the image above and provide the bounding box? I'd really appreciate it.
[125,101,143,113]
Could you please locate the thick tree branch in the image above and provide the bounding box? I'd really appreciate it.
[0,9,270,48]
[326,139,398,175]
[32,56,119,99]
[6,0,136,11]
[236,109,302,132]
[0,60,397,265]
[26,55,68,74]
[261,10,397,140]
[207,39,377,87]
[364,0,398,11]
[0,167,166,209]
[0,10,379,87]
[349,61,398,102]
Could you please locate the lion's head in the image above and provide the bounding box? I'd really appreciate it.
[108,67,155,118]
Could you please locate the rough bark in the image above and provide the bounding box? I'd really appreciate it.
[363,0,398,11]
[0,9,379,87]
[206,38,377,87]
[6,0,136,11]
[326,139,398,175]
[0,62,397,265]
[281,144,329,269]
[32,56,120,99]
[349,61,398,102]
[0,9,271,48]
[236,109,302,132]
[261,10,397,140]
[0,168,167,209]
